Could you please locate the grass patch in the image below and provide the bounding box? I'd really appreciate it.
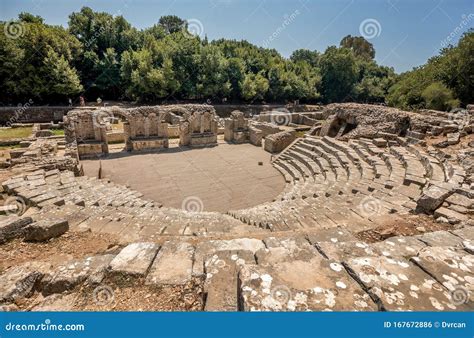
[0,144,21,150]
[50,129,65,136]
[0,127,32,140]
[295,131,307,138]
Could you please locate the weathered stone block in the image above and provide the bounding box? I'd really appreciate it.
[0,215,33,243]
[42,254,115,295]
[145,241,194,285]
[109,242,160,277]
[0,262,50,303]
[264,130,296,153]
[24,219,69,242]
[416,184,454,213]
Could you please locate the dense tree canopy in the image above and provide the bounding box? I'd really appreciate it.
[0,8,471,111]
[387,30,473,110]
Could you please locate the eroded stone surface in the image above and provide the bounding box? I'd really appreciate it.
[306,227,357,245]
[31,293,78,311]
[193,238,265,276]
[316,241,381,262]
[42,254,114,295]
[0,262,51,303]
[24,219,69,242]
[239,256,376,311]
[108,242,160,277]
[416,231,464,247]
[411,246,473,306]
[145,241,194,285]
[345,256,467,310]
[204,250,255,311]
[0,216,33,243]
[257,236,320,265]
[372,236,426,258]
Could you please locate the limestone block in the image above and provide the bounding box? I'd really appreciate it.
[0,215,33,243]
[109,242,160,277]
[145,241,194,285]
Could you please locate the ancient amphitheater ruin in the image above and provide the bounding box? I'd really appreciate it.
[0,103,472,311]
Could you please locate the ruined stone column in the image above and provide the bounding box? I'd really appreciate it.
[99,125,109,155]
[123,121,132,151]
[224,118,234,142]
[179,121,191,146]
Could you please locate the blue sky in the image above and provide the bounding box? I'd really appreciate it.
[1,0,473,73]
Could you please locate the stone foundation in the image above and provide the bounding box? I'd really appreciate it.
[190,133,217,147]
[77,142,106,158]
[130,138,169,151]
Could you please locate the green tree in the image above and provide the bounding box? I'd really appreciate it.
[320,47,358,102]
[158,15,187,34]
[421,82,459,111]
[290,49,319,67]
[43,48,83,98]
[241,72,269,101]
[340,35,375,60]
[196,45,231,99]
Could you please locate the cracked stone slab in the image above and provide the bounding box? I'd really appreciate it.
[410,246,473,308]
[0,216,33,244]
[42,254,115,295]
[145,241,194,286]
[204,250,255,311]
[239,257,376,311]
[345,256,468,311]
[257,236,321,265]
[372,236,426,258]
[316,241,381,262]
[193,238,265,276]
[0,262,51,303]
[415,230,464,248]
[108,242,160,277]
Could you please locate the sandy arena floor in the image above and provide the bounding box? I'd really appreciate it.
[81,141,286,212]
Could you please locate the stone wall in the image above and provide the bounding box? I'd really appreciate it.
[320,103,471,141]
[248,122,282,147]
[0,107,71,126]
[224,111,249,143]
[179,108,218,147]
